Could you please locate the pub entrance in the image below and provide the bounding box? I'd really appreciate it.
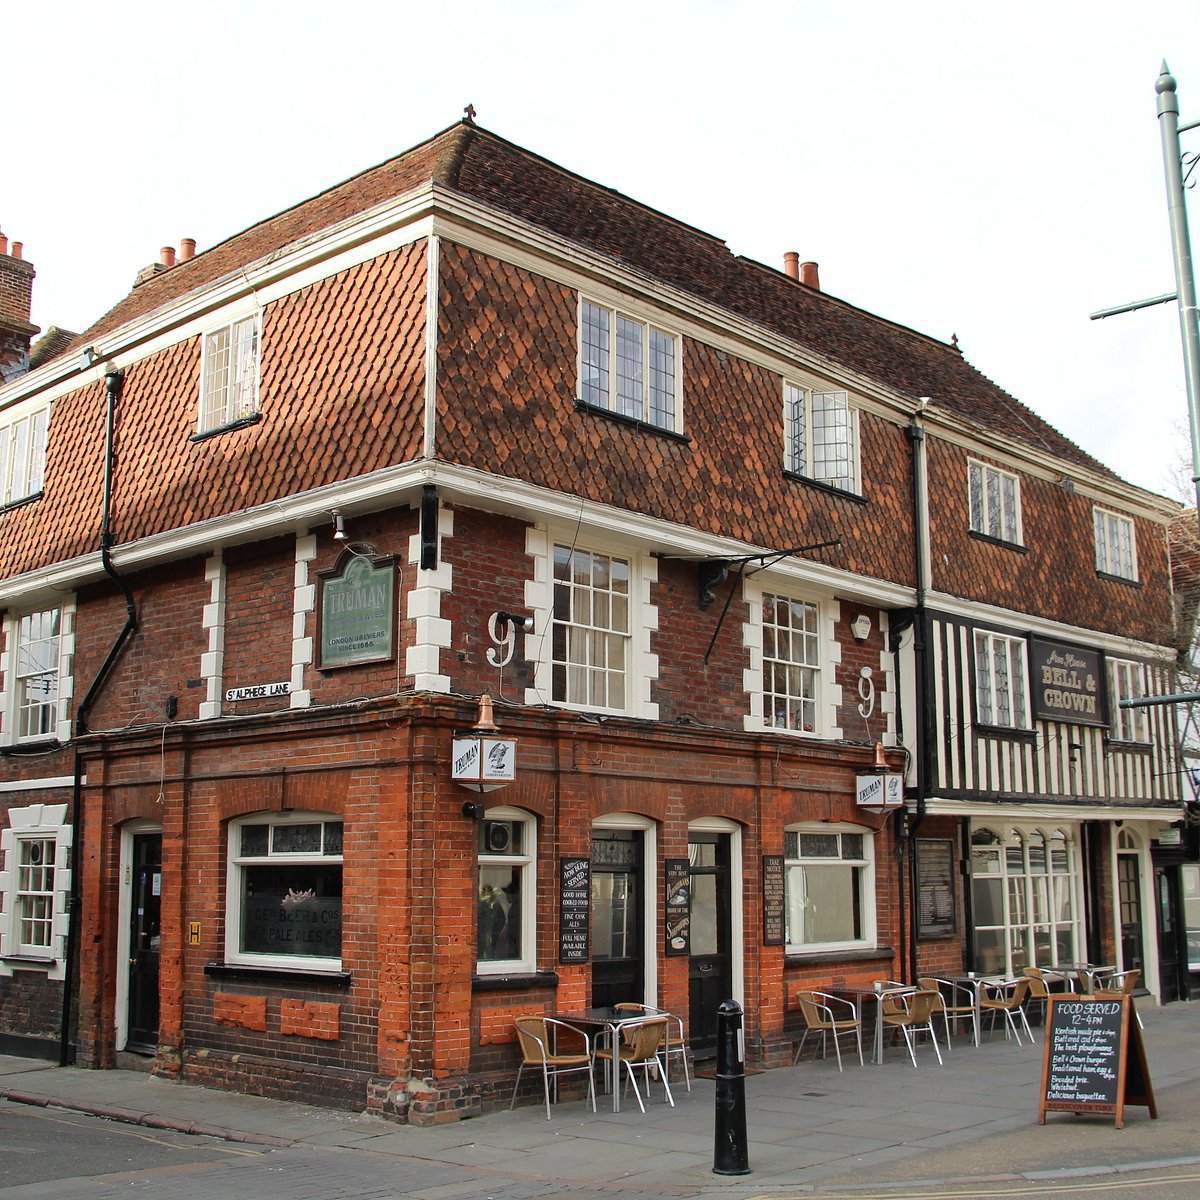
[125,831,162,1053]
[590,828,645,1008]
[687,831,731,1057]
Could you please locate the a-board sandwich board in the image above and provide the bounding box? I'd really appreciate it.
[1038,993,1156,1129]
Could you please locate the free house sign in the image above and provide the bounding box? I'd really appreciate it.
[318,553,398,669]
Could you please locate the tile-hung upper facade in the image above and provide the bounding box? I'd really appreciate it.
[0,120,1185,1110]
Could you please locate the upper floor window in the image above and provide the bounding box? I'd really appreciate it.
[784,384,858,493]
[784,825,875,953]
[200,316,259,433]
[0,404,50,507]
[552,544,630,711]
[1108,658,1149,743]
[973,629,1030,729]
[476,809,536,975]
[579,300,679,432]
[968,459,1021,543]
[762,592,821,735]
[0,803,72,973]
[224,813,343,971]
[3,607,67,745]
[1094,508,1137,582]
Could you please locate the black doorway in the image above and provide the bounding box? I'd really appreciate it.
[688,832,731,1057]
[590,830,644,1008]
[126,833,162,1053]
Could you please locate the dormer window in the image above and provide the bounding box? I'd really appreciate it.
[0,404,50,508]
[199,316,260,433]
[968,459,1021,544]
[784,383,859,493]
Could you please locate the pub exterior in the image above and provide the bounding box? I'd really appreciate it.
[0,119,1185,1119]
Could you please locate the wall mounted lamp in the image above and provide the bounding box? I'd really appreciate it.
[851,614,872,643]
[494,611,534,634]
[331,511,347,542]
[78,346,99,370]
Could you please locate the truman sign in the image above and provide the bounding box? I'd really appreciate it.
[318,554,397,669]
[1030,638,1107,728]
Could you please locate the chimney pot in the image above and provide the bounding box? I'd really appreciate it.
[800,261,820,290]
[11,242,23,261]
[783,251,799,280]
[0,233,7,256]
[160,246,177,268]
[179,237,196,262]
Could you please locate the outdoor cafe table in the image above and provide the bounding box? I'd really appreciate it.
[938,974,1004,1045]
[553,1006,663,1113]
[829,985,917,1066]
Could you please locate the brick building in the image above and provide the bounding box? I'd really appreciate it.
[0,120,1185,1118]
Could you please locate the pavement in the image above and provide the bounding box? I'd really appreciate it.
[2,1000,1200,1197]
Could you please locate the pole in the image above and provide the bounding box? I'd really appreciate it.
[1156,64,1200,528]
[712,999,751,1175]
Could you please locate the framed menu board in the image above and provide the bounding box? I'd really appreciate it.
[1038,995,1156,1129]
[664,858,690,955]
[559,857,590,963]
[762,855,786,946]
[916,839,957,938]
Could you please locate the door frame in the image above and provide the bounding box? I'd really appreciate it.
[1109,823,1160,1004]
[687,816,744,1013]
[115,820,162,1052]
[592,812,658,1007]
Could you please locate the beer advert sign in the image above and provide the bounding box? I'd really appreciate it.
[1030,638,1107,728]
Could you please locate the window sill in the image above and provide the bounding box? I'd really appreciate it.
[0,491,43,515]
[784,947,893,966]
[974,724,1037,742]
[1,955,58,969]
[968,530,1028,553]
[782,470,866,504]
[204,961,352,986]
[472,970,560,992]
[1096,570,1141,588]
[0,739,64,756]
[1105,737,1154,753]
[189,412,262,443]
[573,398,691,443]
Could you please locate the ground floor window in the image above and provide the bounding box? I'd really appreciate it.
[225,813,343,970]
[0,802,72,976]
[476,808,536,975]
[784,824,875,953]
[1183,863,1200,974]
[969,823,1082,976]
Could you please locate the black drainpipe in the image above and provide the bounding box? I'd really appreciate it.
[905,412,933,985]
[60,368,139,1065]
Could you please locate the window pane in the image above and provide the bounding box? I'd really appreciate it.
[240,824,269,857]
[272,823,322,854]
[239,864,342,958]
[477,864,523,961]
[581,303,610,408]
[615,316,643,418]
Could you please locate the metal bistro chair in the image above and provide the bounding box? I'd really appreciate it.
[1092,968,1144,1029]
[614,1002,692,1092]
[882,988,944,1067]
[1021,967,1053,1028]
[792,991,863,1071]
[593,1017,675,1113]
[510,1016,597,1119]
[980,977,1036,1046]
[918,977,979,1048]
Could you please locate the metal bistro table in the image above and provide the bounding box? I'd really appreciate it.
[554,1006,660,1113]
[831,985,917,1066]
[940,973,1004,1045]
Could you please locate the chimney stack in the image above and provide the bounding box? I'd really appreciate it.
[0,228,39,383]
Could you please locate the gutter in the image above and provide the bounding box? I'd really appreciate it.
[60,368,140,1065]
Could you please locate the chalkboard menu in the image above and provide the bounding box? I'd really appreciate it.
[664,858,690,956]
[916,839,956,937]
[762,855,785,946]
[559,857,590,963]
[1038,995,1156,1128]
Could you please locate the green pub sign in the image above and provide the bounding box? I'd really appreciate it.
[318,553,397,669]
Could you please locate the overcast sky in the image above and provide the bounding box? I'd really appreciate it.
[6,2,1200,500]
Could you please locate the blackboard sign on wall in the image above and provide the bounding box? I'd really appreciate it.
[559,857,590,963]
[916,839,956,938]
[664,858,690,956]
[1038,995,1156,1128]
[762,855,785,946]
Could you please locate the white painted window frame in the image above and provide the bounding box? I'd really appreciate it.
[967,458,1022,543]
[1,602,74,746]
[474,806,537,977]
[1093,506,1138,581]
[198,312,261,433]
[783,382,860,494]
[0,402,51,507]
[1108,658,1150,743]
[972,628,1031,730]
[782,822,877,955]
[0,803,72,978]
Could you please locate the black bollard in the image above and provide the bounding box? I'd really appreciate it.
[712,998,751,1175]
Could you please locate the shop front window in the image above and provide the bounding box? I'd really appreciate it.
[476,809,535,975]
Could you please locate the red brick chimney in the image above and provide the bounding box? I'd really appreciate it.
[0,229,40,382]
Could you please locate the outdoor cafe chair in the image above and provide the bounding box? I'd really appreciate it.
[593,1017,675,1113]
[881,987,944,1067]
[792,990,863,1070]
[510,1016,597,1119]
[614,1002,692,1092]
[918,977,979,1048]
[1091,968,1144,1028]
[1020,968,1053,1027]
[980,978,1036,1046]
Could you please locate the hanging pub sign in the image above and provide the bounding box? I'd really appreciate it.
[1029,638,1107,728]
[856,774,903,810]
[664,858,690,955]
[317,553,397,669]
[451,735,517,792]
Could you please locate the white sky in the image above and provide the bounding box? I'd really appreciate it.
[6,2,1200,500]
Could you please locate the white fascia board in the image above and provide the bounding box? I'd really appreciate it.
[924,796,1182,823]
[0,456,916,613]
[926,590,1176,660]
[0,776,77,794]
